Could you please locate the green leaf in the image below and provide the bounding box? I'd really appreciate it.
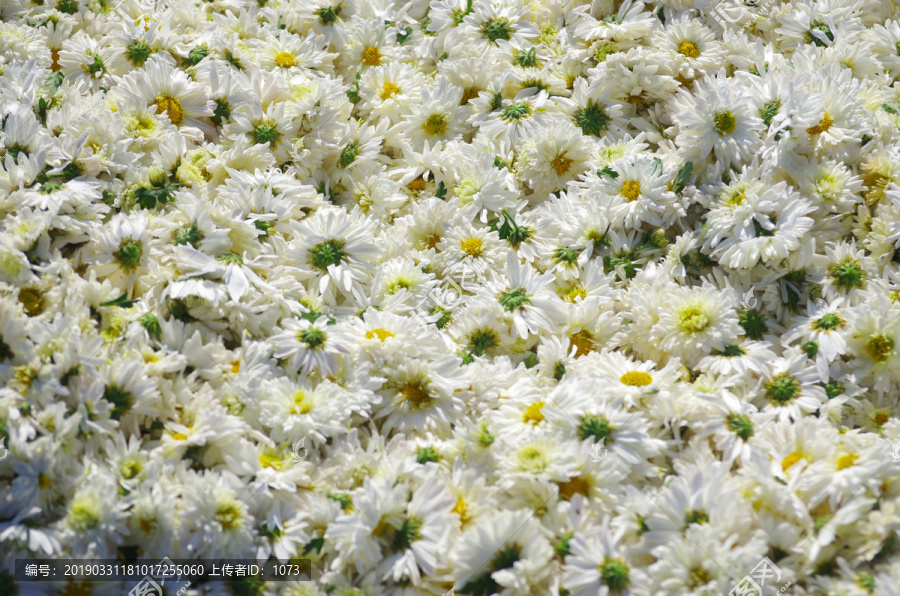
[597,167,618,178]
[396,25,413,44]
[436,180,447,199]
[100,293,138,308]
[524,352,539,368]
[882,102,900,114]
[671,161,694,193]
[46,71,65,94]
[346,70,361,103]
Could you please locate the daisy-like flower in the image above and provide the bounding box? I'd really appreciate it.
[388,77,466,150]
[474,88,558,146]
[286,206,380,295]
[270,316,353,377]
[667,71,764,177]
[115,55,215,135]
[652,15,724,82]
[458,0,539,49]
[651,285,743,365]
[757,351,828,421]
[450,509,554,594]
[256,29,335,77]
[480,252,563,339]
[596,155,682,230]
[846,295,900,394]
[562,516,649,596]
[82,212,153,294]
[516,122,591,195]
[357,61,427,124]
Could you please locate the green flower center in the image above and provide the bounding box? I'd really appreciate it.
[251,120,281,147]
[514,47,537,68]
[599,557,630,593]
[468,329,498,356]
[719,344,746,357]
[125,41,152,67]
[482,17,512,42]
[766,372,801,405]
[828,257,866,291]
[114,238,143,272]
[760,98,781,127]
[812,312,844,331]
[217,252,243,265]
[298,327,327,350]
[802,341,819,358]
[84,53,105,76]
[102,384,135,420]
[174,223,204,248]
[713,110,736,135]
[212,98,232,126]
[577,413,613,443]
[739,308,768,340]
[805,22,834,47]
[139,313,161,340]
[501,101,532,122]
[339,141,360,168]
[186,45,209,66]
[415,447,441,464]
[574,101,610,137]
[316,5,342,25]
[308,239,346,271]
[686,509,709,525]
[553,247,579,264]
[726,413,754,440]
[67,500,102,531]
[498,287,530,311]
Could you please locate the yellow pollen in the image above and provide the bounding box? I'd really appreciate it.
[626,93,645,104]
[836,453,858,470]
[380,82,400,100]
[807,112,833,135]
[569,330,595,357]
[361,46,382,66]
[274,52,295,68]
[460,237,483,257]
[522,401,545,424]
[259,453,282,469]
[781,452,805,471]
[173,432,188,441]
[399,380,431,407]
[231,360,241,373]
[679,306,710,333]
[139,517,155,533]
[407,177,427,191]
[620,371,653,386]
[865,335,894,363]
[365,328,394,342]
[560,286,587,302]
[38,474,51,490]
[425,234,441,250]
[153,94,184,126]
[423,113,448,136]
[875,411,890,426]
[621,180,641,201]
[461,87,481,104]
[551,155,573,176]
[294,391,312,414]
[678,40,701,58]
[558,475,590,500]
[452,497,469,523]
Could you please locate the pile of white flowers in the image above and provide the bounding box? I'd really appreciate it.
[5,0,900,593]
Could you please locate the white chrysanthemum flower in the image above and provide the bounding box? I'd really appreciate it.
[516,122,591,195]
[651,285,743,364]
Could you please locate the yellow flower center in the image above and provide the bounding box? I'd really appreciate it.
[461,87,481,104]
[399,380,431,408]
[836,453,858,470]
[274,52,296,68]
[714,110,736,135]
[230,360,241,373]
[569,330,595,357]
[558,475,590,500]
[620,180,641,201]
[293,390,312,414]
[551,155,573,176]
[365,328,394,342]
[807,112,833,135]
[620,371,653,386]
[452,497,469,523]
[407,177,427,191]
[259,453,283,470]
[865,334,894,363]
[559,285,587,302]
[460,237,483,257]
[522,401,545,424]
[679,306,710,333]
[361,46,382,66]
[781,451,805,471]
[153,94,184,126]
[678,40,701,58]
[422,113,448,136]
[380,82,401,100]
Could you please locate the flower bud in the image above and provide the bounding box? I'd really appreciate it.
[148,166,168,188]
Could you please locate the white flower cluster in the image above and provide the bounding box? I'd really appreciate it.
[5,0,900,593]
